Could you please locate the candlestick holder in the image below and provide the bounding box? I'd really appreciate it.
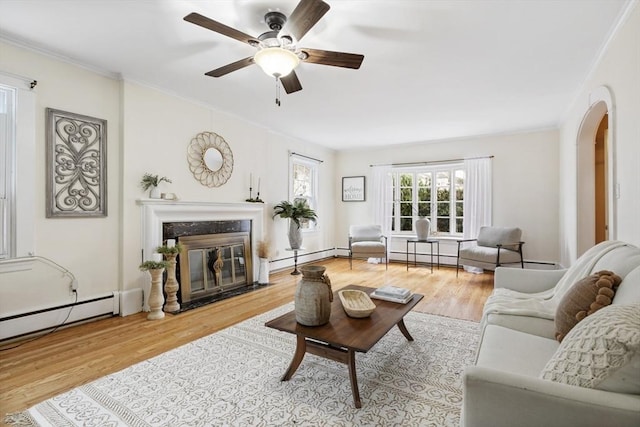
[246,187,264,203]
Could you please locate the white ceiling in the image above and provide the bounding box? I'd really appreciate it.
[0,0,630,150]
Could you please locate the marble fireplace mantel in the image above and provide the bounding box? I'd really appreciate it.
[137,199,265,280]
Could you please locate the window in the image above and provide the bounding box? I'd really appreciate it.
[0,75,36,260]
[289,154,319,230]
[389,164,464,236]
[0,84,16,259]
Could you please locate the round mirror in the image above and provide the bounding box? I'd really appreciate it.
[187,131,234,188]
[204,148,223,171]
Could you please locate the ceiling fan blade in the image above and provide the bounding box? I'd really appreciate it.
[184,12,259,46]
[280,71,303,94]
[300,48,364,69]
[205,57,255,77]
[281,0,330,42]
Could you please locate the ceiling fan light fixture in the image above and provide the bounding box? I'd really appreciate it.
[254,47,300,78]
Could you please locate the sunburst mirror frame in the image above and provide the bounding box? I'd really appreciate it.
[187,131,234,187]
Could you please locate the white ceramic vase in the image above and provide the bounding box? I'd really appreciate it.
[288,220,303,249]
[258,258,270,285]
[149,186,161,199]
[415,217,430,240]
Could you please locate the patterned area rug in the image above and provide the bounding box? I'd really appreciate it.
[5,304,479,426]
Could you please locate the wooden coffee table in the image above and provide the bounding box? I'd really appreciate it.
[265,284,424,408]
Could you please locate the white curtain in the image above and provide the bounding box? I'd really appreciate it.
[371,165,393,260]
[462,157,492,272]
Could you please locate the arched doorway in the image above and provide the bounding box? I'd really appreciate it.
[594,114,608,244]
[576,86,616,256]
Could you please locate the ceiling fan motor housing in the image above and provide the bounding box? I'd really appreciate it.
[260,11,294,47]
[264,11,287,31]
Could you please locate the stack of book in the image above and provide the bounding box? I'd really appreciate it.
[370,285,413,304]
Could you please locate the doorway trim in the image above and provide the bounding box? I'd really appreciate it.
[576,85,616,256]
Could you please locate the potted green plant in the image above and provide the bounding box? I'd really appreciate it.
[156,243,183,256]
[156,242,182,313]
[273,199,317,249]
[139,260,168,271]
[140,173,172,199]
[139,260,168,320]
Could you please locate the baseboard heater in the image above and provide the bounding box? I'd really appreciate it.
[0,292,118,342]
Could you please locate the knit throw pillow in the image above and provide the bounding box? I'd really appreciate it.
[554,270,622,342]
[541,303,640,393]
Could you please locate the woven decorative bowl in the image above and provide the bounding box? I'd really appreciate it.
[338,290,376,318]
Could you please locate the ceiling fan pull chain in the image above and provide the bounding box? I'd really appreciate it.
[275,77,281,107]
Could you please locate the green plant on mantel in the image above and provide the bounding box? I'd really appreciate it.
[139,260,168,271]
[156,243,183,256]
[272,199,318,228]
[140,173,172,191]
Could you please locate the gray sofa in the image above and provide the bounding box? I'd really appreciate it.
[462,241,640,427]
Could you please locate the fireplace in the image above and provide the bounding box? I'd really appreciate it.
[138,200,264,305]
[163,219,254,303]
[178,232,252,302]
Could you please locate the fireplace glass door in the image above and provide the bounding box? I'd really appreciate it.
[187,245,246,294]
[179,232,252,303]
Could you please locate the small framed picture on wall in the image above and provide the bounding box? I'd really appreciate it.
[342,176,365,202]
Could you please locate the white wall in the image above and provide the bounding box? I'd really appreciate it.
[0,41,121,315]
[335,129,560,264]
[0,41,337,321]
[558,2,640,265]
[119,82,337,291]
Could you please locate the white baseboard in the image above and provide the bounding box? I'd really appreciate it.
[119,288,143,316]
[0,292,118,341]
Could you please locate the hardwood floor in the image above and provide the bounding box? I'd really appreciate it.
[0,258,493,422]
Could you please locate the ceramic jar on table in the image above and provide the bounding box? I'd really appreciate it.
[294,265,332,326]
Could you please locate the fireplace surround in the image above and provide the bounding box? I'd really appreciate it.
[138,200,264,297]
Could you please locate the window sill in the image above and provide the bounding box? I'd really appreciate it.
[0,256,35,273]
[391,234,461,241]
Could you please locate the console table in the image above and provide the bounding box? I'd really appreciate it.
[406,239,440,273]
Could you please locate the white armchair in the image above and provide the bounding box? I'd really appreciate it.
[348,225,388,270]
[456,226,524,276]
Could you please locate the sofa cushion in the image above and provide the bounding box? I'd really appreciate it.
[555,271,622,342]
[541,303,640,394]
[485,312,556,339]
[591,245,640,279]
[476,325,559,377]
[613,266,640,305]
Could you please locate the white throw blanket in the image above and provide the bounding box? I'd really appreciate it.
[481,241,630,329]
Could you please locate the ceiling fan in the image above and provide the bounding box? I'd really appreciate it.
[184,0,364,96]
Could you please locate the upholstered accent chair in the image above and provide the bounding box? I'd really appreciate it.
[348,225,388,270]
[456,226,524,276]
